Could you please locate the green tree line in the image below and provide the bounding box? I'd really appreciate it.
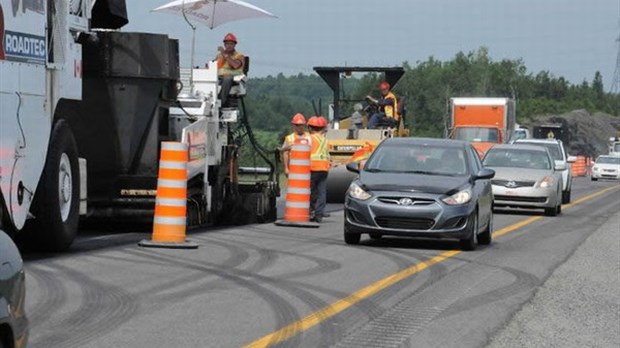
[239,47,619,166]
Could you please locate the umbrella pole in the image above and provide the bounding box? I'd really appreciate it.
[182,0,196,90]
[190,26,196,89]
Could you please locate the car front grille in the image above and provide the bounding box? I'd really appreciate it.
[494,195,547,203]
[374,217,435,230]
[491,180,535,188]
[377,197,435,205]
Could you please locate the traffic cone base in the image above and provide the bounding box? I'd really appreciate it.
[138,239,199,249]
[274,220,320,228]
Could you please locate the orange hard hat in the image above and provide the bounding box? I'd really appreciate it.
[307,116,321,127]
[318,116,328,128]
[379,81,390,90]
[223,33,237,43]
[291,113,306,125]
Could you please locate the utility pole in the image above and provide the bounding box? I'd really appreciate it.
[611,21,620,93]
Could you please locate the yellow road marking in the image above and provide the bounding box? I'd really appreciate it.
[243,184,619,348]
[562,184,619,209]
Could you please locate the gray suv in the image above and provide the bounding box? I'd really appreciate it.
[514,139,576,203]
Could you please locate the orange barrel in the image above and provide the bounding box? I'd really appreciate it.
[283,138,312,222]
[571,156,586,177]
[139,141,198,249]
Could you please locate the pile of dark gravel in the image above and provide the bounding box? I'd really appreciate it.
[523,110,620,157]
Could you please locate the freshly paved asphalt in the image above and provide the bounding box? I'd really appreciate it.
[22,177,620,348]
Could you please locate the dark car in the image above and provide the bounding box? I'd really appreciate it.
[344,138,495,250]
[0,230,28,348]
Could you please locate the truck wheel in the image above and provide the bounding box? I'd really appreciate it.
[25,120,80,251]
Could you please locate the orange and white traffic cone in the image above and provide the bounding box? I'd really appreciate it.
[139,142,198,249]
[275,138,319,228]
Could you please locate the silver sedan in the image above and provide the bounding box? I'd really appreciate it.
[483,144,563,216]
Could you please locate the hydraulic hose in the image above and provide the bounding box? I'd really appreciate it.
[239,98,276,181]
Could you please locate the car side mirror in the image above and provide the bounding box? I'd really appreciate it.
[566,156,577,163]
[554,162,567,171]
[475,168,495,180]
[346,162,360,174]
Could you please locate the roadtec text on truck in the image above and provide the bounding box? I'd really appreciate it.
[0,0,278,251]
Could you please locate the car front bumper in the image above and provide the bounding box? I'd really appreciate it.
[344,193,475,240]
[492,185,558,208]
[591,169,620,179]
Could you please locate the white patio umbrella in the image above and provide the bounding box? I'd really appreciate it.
[152,0,276,84]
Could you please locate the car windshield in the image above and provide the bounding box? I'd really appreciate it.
[596,156,620,164]
[364,144,468,176]
[512,130,527,140]
[483,149,552,170]
[517,141,562,161]
[454,127,498,142]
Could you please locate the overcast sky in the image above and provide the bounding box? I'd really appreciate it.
[126,0,619,89]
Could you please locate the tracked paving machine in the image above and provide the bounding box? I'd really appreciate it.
[0,0,278,251]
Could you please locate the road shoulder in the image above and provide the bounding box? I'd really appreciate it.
[487,210,620,348]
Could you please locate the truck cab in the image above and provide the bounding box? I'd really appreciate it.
[448,97,516,158]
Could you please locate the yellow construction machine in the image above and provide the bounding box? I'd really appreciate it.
[313,67,409,202]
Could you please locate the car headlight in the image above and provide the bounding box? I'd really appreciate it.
[442,188,472,205]
[538,176,554,188]
[348,182,372,200]
[592,166,599,172]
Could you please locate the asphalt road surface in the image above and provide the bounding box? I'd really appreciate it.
[23,177,620,348]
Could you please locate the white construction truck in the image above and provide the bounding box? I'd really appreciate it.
[0,0,278,251]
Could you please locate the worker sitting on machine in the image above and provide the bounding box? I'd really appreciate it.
[366,81,399,129]
[215,33,245,107]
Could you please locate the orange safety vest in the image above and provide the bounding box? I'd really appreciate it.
[285,132,310,147]
[383,91,399,119]
[310,133,330,172]
[217,51,245,77]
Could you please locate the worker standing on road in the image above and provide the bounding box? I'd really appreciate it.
[281,113,309,177]
[308,116,330,222]
[216,33,245,106]
[366,81,399,129]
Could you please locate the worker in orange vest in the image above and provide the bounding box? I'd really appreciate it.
[216,33,245,106]
[281,113,309,177]
[366,81,399,129]
[307,116,330,222]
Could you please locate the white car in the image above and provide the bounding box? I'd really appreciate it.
[514,139,576,204]
[591,155,620,180]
